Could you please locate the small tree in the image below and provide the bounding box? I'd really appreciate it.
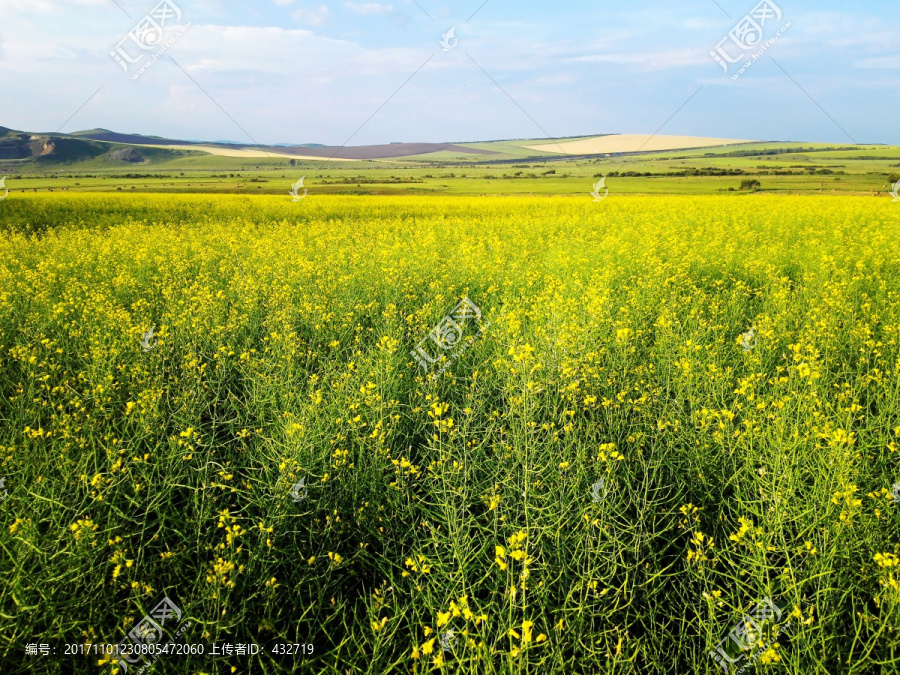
[739,179,761,191]
[888,173,900,185]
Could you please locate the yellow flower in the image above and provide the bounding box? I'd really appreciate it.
[495,545,508,570]
[522,620,534,643]
[875,552,900,568]
[508,531,527,548]
[69,518,99,540]
[759,645,782,664]
[404,555,431,574]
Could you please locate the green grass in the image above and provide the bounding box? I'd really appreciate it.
[2,140,898,197]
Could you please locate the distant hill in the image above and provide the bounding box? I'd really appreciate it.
[52,129,497,160]
[269,142,497,160]
[0,124,779,169]
[0,126,193,166]
[0,128,106,163]
[76,130,198,147]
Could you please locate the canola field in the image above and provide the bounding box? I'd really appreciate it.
[1,193,899,674]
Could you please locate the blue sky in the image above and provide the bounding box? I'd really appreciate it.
[1,0,898,145]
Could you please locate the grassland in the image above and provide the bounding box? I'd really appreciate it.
[1,193,900,673]
[3,141,898,198]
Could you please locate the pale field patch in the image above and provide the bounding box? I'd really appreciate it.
[142,144,355,161]
[524,134,756,155]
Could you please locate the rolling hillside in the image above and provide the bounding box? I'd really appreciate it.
[0,127,193,166]
[1,125,764,169]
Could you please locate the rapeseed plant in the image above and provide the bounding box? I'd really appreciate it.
[1,193,899,672]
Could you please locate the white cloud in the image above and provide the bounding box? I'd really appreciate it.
[4,0,109,11]
[344,2,394,16]
[568,48,710,70]
[0,0,894,145]
[291,4,330,26]
[854,56,900,69]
